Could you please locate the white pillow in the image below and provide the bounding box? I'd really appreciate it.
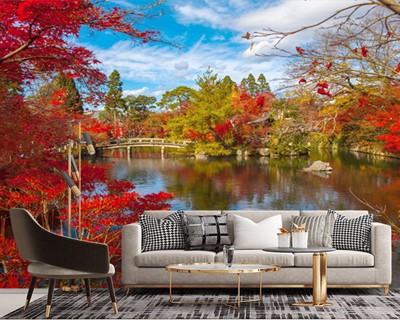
[233,214,282,249]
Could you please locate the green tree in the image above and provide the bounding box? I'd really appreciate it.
[157,86,196,111]
[167,69,237,155]
[240,73,271,97]
[103,70,126,124]
[125,94,157,136]
[257,74,271,92]
[241,73,257,96]
[36,72,83,113]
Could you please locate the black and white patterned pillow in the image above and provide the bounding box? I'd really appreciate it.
[181,214,231,252]
[139,210,186,252]
[332,213,373,252]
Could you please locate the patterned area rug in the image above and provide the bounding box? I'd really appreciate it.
[2,288,400,319]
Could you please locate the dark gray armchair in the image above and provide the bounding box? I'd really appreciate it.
[10,208,118,318]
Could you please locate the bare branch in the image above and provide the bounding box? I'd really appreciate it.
[349,188,400,233]
[251,2,380,49]
[378,0,400,15]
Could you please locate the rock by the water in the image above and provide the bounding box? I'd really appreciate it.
[303,160,332,172]
[258,148,270,157]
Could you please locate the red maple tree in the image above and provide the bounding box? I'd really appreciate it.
[0,0,171,288]
[0,0,161,103]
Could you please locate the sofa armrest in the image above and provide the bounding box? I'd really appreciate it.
[370,222,391,284]
[122,223,142,285]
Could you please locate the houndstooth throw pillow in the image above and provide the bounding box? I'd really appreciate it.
[332,213,373,252]
[139,210,186,252]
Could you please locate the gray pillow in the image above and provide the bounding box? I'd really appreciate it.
[181,214,231,252]
[292,210,336,247]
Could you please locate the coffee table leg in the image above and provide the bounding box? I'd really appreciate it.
[169,272,173,303]
[293,252,333,307]
[168,271,263,309]
[237,274,241,308]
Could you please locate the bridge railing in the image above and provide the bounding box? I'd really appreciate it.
[96,138,192,148]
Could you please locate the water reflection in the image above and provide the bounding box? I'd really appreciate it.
[96,149,400,222]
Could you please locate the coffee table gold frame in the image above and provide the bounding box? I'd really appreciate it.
[165,262,280,309]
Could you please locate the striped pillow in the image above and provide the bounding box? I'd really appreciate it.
[292,210,336,247]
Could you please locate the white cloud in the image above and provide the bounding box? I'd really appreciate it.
[88,0,376,98]
[176,5,223,29]
[234,0,370,55]
[174,0,370,56]
[211,35,225,41]
[174,0,259,29]
[123,87,149,96]
[91,39,284,97]
[174,61,189,70]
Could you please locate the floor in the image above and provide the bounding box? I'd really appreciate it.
[1,263,399,319]
[0,289,46,318]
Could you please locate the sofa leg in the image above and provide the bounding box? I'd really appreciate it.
[384,285,389,295]
[125,288,130,296]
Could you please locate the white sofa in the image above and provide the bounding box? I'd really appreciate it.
[122,210,391,293]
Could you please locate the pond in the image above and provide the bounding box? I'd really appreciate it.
[97,148,400,221]
[97,148,400,287]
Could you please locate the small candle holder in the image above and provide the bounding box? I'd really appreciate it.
[277,228,291,247]
[291,223,308,248]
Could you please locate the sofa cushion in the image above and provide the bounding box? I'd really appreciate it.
[139,211,186,252]
[332,214,373,252]
[233,214,282,249]
[135,250,216,267]
[182,214,231,252]
[292,210,336,247]
[294,250,374,267]
[215,250,294,267]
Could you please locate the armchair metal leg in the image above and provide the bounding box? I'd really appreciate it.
[25,276,37,310]
[106,277,118,315]
[46,278,56,318]
[84,278,92,306]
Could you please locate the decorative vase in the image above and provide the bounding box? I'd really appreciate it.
[292,231,308,248]
[277,233,291,248]
[223,245,234,267]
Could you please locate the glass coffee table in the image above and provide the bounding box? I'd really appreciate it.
[263,247,336,306]
[165,262,280,309]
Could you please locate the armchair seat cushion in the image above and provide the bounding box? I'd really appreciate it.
[28,262,115,279]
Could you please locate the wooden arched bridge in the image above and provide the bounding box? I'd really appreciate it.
[96,138,192,155]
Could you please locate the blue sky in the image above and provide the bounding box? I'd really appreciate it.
[80,0,365,99]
